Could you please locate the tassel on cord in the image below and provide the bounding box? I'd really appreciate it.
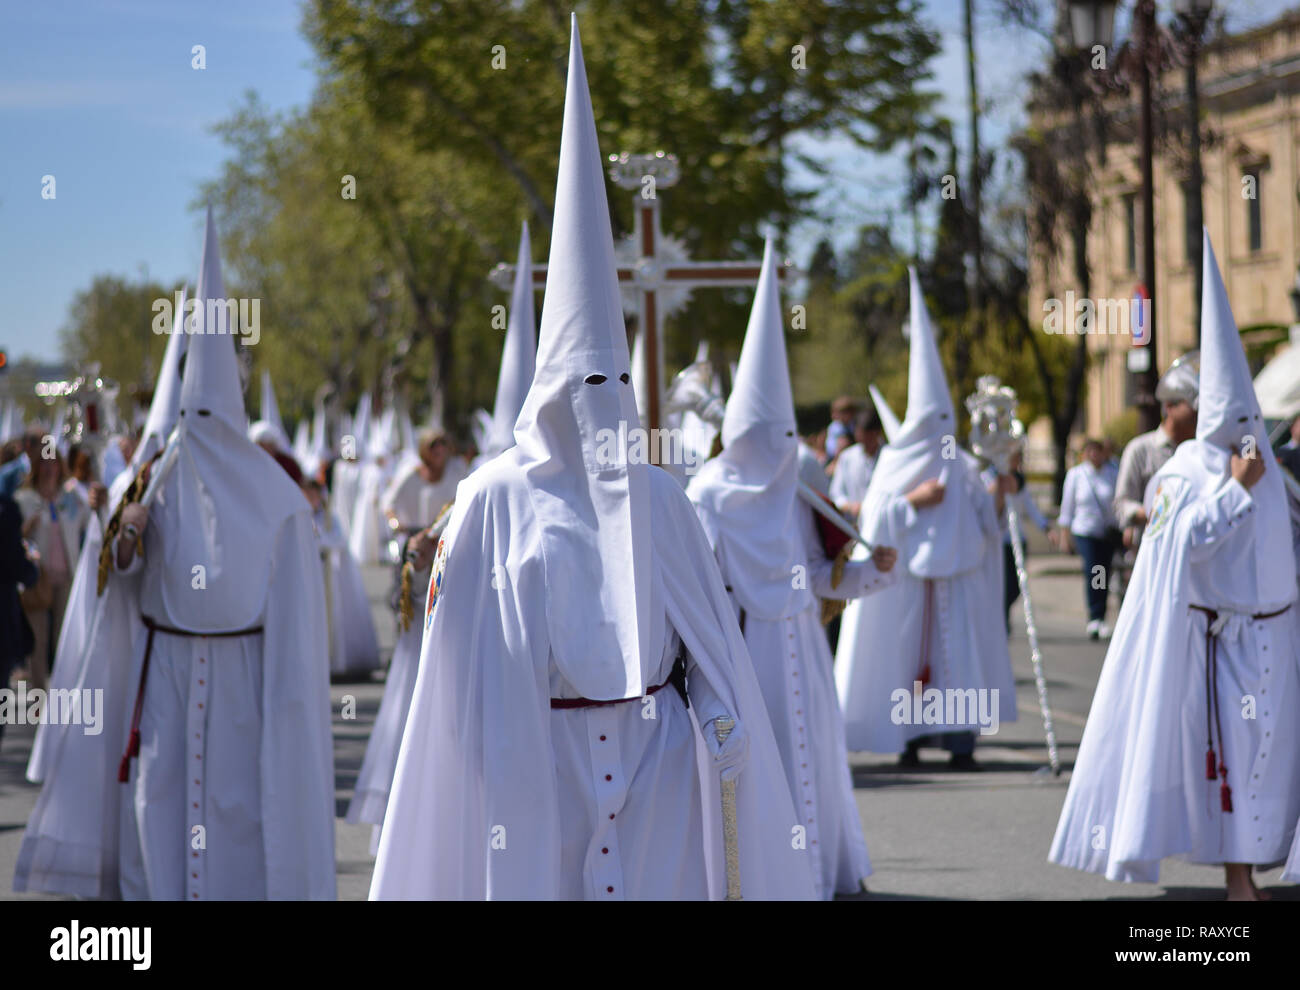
[1206,748,1217,780]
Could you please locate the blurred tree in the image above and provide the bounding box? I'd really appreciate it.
[59,274,178,406]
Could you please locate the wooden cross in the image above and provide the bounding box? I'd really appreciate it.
[490,152,797,431]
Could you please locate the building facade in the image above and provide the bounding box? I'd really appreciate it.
[1027,10,1300,440]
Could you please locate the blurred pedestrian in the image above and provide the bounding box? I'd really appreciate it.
[1056,438,1120,639]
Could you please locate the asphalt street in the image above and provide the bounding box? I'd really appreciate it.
[2,544,1295,901]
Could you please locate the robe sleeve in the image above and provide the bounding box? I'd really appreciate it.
[371,473,560,900]
[259,509,337,900]
[1058,468,1078,531]
[799,503,893,599]
[1179,477,1254,562]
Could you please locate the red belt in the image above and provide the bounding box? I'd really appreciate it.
[118,615,264,783]
[550,678,673,710]
[1188,603,1290,814]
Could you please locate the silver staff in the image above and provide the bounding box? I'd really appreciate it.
[712,716,742,900]
[965,376,1061,776]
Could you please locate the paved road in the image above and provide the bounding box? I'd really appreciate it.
[2,548,1295,900]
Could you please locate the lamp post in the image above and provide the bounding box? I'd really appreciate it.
[1174,0,1214,339]
[1068,0,1161,433]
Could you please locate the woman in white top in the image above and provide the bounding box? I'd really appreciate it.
[1055,438,1120,639]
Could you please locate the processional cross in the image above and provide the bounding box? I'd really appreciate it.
[490,152,798,431]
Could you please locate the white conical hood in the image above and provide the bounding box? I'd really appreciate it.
[260,369,288,449]
[868,384,900,445]
[859,267,985,578]
[631,325,649,426]
[131,286,190,471]
[349,393,371,460]
[511,14,653,700]
[485,221,537,456]
[155,207,305,631]
[690,239,809,620]
[1199,233,1265,451]
[292,418,311,462]
[895,266,954,446]
[1190,229,1292,598]
[178,206,246,434]
[722,240,796,447]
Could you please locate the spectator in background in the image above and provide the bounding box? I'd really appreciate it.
[825,395,860,461]
[1,444,38,747]
[830,407,885,522]
[1113,351,1199,550]
[64,442,108,522]
[14,443,90,689]
[1055,438,1120,640]
[1277,412,1300,480]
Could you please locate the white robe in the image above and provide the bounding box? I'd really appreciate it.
[698,496,894,898]
[835,454,1016,753]
[315,508,380,678]
[331,458,362,541]
[1050,448,1300,881]
[346,459,464,845]
[829,443,875,509]
[370,457,816,900]
[348,458,392,566]
[14,491,336,900]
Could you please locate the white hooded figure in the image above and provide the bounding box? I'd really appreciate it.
[471,221,538,470]
[1051,232,1300,899]
[347,423,465,849]
[331,393,370,543]
[310,485,381,680]
[22,288,191,790]
[15,209,336,900]
[258,369,290,453]
[348,402,396,566]
[835,269,1016,761]
[686,241,897,899]
[369,18,814,900]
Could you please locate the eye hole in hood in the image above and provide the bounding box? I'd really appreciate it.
[619,372,630,384]
[584,373,607,385]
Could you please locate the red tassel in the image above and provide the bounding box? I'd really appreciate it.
[1205,748,1217,780]
[118,755,131,783]
[126,728,140,758]
[1221,782,1233,814]
[919,663,931,687]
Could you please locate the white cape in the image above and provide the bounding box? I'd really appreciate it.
[370,456,816,899]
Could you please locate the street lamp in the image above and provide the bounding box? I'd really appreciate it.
[1067,1,1118,52]
[1174,0,1214,341]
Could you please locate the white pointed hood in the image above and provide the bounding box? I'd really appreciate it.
[868,383,900,445]
[258,369,289,450]
[349,393,371,461]
[860,267,985,577]
[158,206,306,631]
[130,287,190,474]
[511,15,654,700]
[1184,230,1293,598]
[484,221,538,456]
[631,324,649,426]
[689,239,810,620]
[894,267,954,447]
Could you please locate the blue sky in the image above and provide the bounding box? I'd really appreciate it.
[1,0,1294,363]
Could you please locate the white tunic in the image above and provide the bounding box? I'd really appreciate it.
[116,507,336,900]
[347,459,464,842]
[720,502,892,898]
[835,464,1017,753]
[829,443,875,510]
[315,508,381,678]
[370,458,816,900]
[1050,460,1300,881]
